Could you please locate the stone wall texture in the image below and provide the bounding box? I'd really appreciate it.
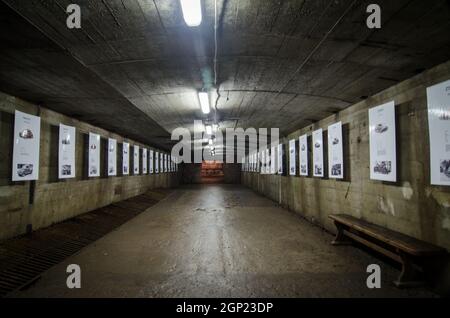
[0,92,179,241]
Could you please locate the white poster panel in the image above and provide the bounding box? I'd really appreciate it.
[289,139,296,176]
[88,133,100,177]
[12,110,41,181]
[271,146,276,174]
[313,129,324,177]
[261,150,266,174]
[107,138,117,177]
[155,151,159,173]
[265,148,270,174]
[165,154,168,172]
[123,142,130,175]
[133,145,140,175]
[369,101,397,182]
[427,80,450,186]
[58,124,76,179]
[142,148,148,174]
[299,134,308,176]
[278,144,283,174]
[149,150,154,174]
[160,153,164,173]
[328,122,344,179]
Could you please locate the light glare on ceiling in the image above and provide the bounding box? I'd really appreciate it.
[180,0,202,27]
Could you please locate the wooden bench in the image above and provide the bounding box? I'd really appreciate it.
[329,214,446,288]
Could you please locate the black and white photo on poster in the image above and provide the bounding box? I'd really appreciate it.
[278,144,283,174]
[107,138,117,177]
[289,139,296,176]
[313,129,324,177]
[12,110,41,181]
[122,142,130,175]
[149,150,154,174]
[369,101,397,182]
[133,145,140,175]
[155,151,159,173]
[142,148,148,174]
[299,134,308,176]
[328,122,344,179]
[58,124,76,179]
[271,146,277,174]
[88,132,100,177]
[427,79,450,185]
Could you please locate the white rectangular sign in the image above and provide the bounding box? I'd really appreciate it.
[88,132,100,177]
[122,142,130,175]
[12,110,41,181]
[278,144,283,174]
[260,150,265,174]
[369,101,397,182]
[149,150,154,174]
[313,129,324,177]
[289,139,296,176]
[160,153,164,173]
[108,138,117,176]
[142,148,148,174]
[133,145,140,175]
[265,148,270,174]
[328,122,344,179]
[58,124,76,179]
[165,154,168,172]
[299,134,308,176]
[271,147,276,174]
[427,80,450,186]
[155,151,159,173]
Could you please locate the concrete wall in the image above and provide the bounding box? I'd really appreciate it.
[0,92,179,242]
[242,61,450,292]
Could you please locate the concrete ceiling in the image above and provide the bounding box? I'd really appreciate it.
[1,0,450,150]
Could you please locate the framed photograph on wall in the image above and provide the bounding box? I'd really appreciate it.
[427,79,450,186]
[133,145,140,175]
[149,150,154,174]
[107,138,117,177]
[155,151,159,173]
[328,122,344,179]
[278,143,284,175]
[88,133,100,177]
[313,129,324,177]
[160,152,164,173]
[271,146,276,174]
[12,110,41,181]
[122,142,130,175]
[299,134,308,176]
[289,139,296,176]
[369,101,397,182]
[58,124,76,179]
[142,148,148,174]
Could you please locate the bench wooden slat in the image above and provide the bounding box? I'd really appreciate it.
[329,214,445,257]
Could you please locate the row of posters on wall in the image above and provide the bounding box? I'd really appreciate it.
[242,79,450,186]
[12,111,178,181]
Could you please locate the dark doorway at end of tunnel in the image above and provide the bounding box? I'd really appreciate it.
[201,161,224,184]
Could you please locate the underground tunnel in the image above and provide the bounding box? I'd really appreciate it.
[0,0,450,310]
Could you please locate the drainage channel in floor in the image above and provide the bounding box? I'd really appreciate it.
[0,189,171,297]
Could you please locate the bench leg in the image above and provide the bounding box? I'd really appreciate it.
[393,251,425,288]
[331,223,352,246]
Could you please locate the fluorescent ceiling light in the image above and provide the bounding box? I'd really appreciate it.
[199,91,210,114]
[180,0,202,27]
[205,125,212,135]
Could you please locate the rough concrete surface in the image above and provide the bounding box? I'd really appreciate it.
[11,185,434,298]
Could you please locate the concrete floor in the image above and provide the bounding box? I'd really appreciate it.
[11,184,434,298]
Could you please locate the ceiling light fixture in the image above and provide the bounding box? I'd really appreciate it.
[180,0,202,27]
[199,91,210,114]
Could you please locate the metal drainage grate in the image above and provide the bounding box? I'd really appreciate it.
[0,189,170,297]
